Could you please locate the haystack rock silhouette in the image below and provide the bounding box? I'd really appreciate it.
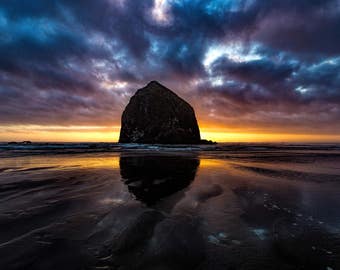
[119,81,203,144]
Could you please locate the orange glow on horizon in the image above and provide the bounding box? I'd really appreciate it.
[0,125,340,143]
[200,131,340,143]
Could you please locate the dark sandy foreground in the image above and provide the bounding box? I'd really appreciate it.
[0,144,340,269]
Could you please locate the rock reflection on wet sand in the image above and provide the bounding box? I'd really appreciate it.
[0,147,340,269]
[120,154,199,206]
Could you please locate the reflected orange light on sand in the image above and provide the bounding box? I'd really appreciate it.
[1,125,340,143]
[198,159,226,168]
[1,153,121,170]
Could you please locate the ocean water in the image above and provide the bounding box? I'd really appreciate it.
[0,143,340,269]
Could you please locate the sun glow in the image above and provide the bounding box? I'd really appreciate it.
[0,125,120,142]
[1,125,340,143]
[200,131,340,143]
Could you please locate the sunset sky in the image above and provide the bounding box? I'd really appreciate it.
[0,0,339,142]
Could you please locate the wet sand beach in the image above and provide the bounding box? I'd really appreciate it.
[0,143,340,269]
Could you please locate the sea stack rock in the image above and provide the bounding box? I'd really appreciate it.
[119,81,201,144]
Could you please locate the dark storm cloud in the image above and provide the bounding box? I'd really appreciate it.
[252,3,340,56]
[0,0,339,132]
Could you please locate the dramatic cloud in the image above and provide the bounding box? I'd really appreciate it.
[0,0,339,138]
